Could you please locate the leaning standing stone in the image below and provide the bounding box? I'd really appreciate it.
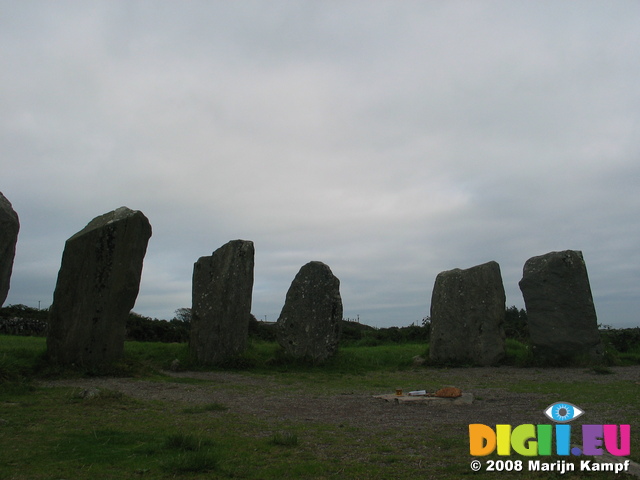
[189,240,255,365]
[276,261,343,364]
[47,207,152,368]
[429,261,506,366]
[0,192,19,307]
[519,250,603,364]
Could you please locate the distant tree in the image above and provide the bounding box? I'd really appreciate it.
[0,304,49,336]
[0,304,49,321]
[173,308,192,323]
[403,323,430,342]
[601,327,640,353]
[248,314,277,341]
[126,311,190,343]
[504,306,528,341]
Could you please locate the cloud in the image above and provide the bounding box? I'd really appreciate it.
[2,1,639,327]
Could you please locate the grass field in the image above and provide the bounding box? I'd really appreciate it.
[1,335,639,479]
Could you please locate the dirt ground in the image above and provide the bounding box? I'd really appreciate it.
[40,365,640,431]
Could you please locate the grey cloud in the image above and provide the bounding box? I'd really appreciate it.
[2,1,639,327]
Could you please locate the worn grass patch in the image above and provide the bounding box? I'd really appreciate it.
[146,373,214,385]
[182,402,229,414]
[1,378,637,479]
[2,335,639,479]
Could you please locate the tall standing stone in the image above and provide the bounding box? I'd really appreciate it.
[0,192,19,307]
[519,250,603,364]
[429,261,506,366]
[47,207,152,368]
[189,240,254,365]
[276,261,343,364]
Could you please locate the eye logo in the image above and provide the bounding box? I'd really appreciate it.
[544,402,584,423]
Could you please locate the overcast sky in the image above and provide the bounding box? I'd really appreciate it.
[2,1,639,328]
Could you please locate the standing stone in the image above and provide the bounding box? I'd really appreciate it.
[47,207,152,368]
[276,261,343,364]
[519,250,603,364]
[0,192,19,307]
[189,240,254,365]
[429,261,506,366]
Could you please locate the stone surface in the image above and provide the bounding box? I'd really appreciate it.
[276,261,343,364]
[189,240,255,365]
[78,388,101,400]
[169,358,181,372]
[374,393,474,405]
[47,207,152,368]
[0,192,19,307]
[519,250,603,364]
[412,355,426,366]
[429,261,506,366]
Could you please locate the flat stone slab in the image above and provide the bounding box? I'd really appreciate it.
[374,393,474,405]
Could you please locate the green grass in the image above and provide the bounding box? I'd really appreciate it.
[1,334,639,479]
[4,334,631,378]
[183,339,427,374]
[124,339,189,369]
[163,432,214,451]
[160,433,221,473]
[615,340,640,365]
[0,335,45,375]
[160,449,221,474]
[270,432,299,447]
[504,338,534,366]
